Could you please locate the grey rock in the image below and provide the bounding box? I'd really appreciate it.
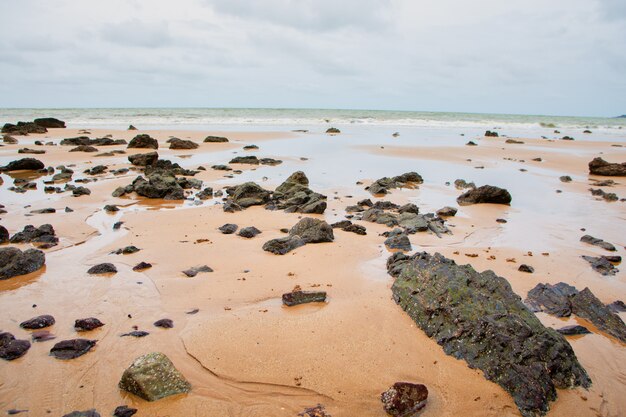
[289,218,334,243]
[457,185,512,205]
[580,235,616,251]
[128,134,158,149]
[238,226,262,238]
[0,247,46,279]
[118,352,191,401]
[87,263,117,274]
[182,265,213,277]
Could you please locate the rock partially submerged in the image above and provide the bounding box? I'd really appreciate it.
[588,157,626,176]
[580,235,616,251]
[50,339,97,359]
[262,235,306,255]
[0,332,31,361]
[457,185,512,205]
[389,252,590,417]
[557,325,591,336]
[114,171,186,200]
[33,117,66,128]
[0,247,46,280]
[366,172,423,195]
[1,121,47,135]
[118,352,191,401]
[381,382,428,416]
[526,283,626,343]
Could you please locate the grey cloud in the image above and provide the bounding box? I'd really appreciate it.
[101,19,172,48]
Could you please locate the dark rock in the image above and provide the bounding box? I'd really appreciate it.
[0,158,45,171]
[31,330,56,342]
[50,339,96,359]
[212,164,231,171]
[562,136,575,141]
[121,330,150,337]
[484,130,499,137]
[391,253,590,417]
[128,151,158,166]
[0,247,46,279]
[0,332,31,360]
[2,122,47,135]
[18,147,45,154]
[243,144,258,150]
[130,172,185,200]
[466,141,477,146]
[525,282,579,317]
[582,255,618,276]
[381,382,428,416]
[298,404,331,417]
[196,187,213,200]
[20,314,55,329]
[182,265,213,277]
[60,137,126,147]
[223,201,242,213]
[72,186,91,197]
[457,185,511,205]
[282,290,327,306]
[119,352,191,401]
[33,118,65,128]
[454,179,475,189]
[607,300,626,313]
[75,318,105,332]
[87,263,117,274]
[326,127,340,134]
[559,176,572,183]
[343,224,366,235]
[204,135,229,143]
[238,226,262,238]
[289,218,334,243]
[128,134,158,149]
[384,230,412,251]
[259,157,282,166]
[366,172,423,195]
[580,235,616,251]
[589,188,618,202]
[557,325,591,336]
[228,182,271,208]
[113,222,124,230]
[169,138,198,149]
[270,171,327,214]
[3,134,18,144]
[112,246,140,255]
[0,226,8,244]
[262,235,306,255]
[397,203,419,214]
[154,319,174,328]
[571,288,626,342]
[331,220,352,229]
[219,224,238,234]
[84,165,107,175]
[70,145,98,153]
[104,204,119,213]
[436,206,457,217]
[113,406,137,417]
[133,262,152,271]
[229,155,259,165]
[128,125,138,130]
[505,139,524,144]
[518,264,534,273]
[9,224,58,247]
[588,157,626,176]
[61,410,100,417]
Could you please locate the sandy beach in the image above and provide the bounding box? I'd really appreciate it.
[1,124,625,417]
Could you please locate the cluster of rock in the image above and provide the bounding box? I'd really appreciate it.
[2,118,65,135]
[581,255,620,276]
[366,172,423,195]
[229,155,282,166]
[9,224,59,249]
[60,136,127,147]
[387,252,591,417]
[263,218,333,255]
[525,283,626,342]
[223,171,327,214]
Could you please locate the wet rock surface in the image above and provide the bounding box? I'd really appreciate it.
[121,331,149,338]
[9,224,58,248]
[204,135,228,142]
[588,157,626,176]
[87,263,117,274]
[2,121,47,135]
[20,314,55,329]
[557,325,591,336]
[0,247,46,280]
[384,229,412,252]
[282,290,327,306]
[366,172,423,195]
[169,138,198,149]
[457,185,512,205]
[582,255,619,276]
[380,382,428,416]
[133,261,152,271]
[50,339,97,359]
[0,158,45,171]
[31,330,56,342]
[75,318,105,332]
[154,319,174,328]
[580,235,616,251]
[289,218,334,243]
[390,252,591,417]
[118,352,191,401]
[0,332,31,360]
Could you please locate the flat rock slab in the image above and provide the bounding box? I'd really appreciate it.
[282,291,327,306]
[50,339,96,359]
[118,352,191,401]
[381,382,428,416]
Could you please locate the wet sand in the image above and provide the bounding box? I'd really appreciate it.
[1,127,625,417]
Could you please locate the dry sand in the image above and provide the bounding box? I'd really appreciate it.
[0,127,625,417]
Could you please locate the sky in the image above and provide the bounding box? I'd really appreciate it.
[0,0,624,117]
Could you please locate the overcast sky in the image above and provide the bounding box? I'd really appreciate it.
[0,0,624,116]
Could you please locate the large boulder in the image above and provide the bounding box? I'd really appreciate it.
[270,171,327,214]
[119,352,191,401]
[128,152,158,166]
[228,182,271,208]
[588,157,626,176]
[128,134,158,150]
[0,158,45,171]
[169,138,198,149]
[132,172,185,200]
[390,252,590,417]
[0,247,46,279]
[289,218,334,243]
[1,122,47,135]
[457,185,511,205]
[33,118,66,128]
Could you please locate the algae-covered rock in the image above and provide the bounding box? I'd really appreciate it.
[389,252,590,417]
[119,352,191,401]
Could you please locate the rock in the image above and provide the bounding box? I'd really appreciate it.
[298,404,331,417]
[562,136,575,141]
[331,220,352,229]
[384,230,412,251]
[72,186,91,197]
[559,176,572,183]
[262,235,306,255]
[367,172,423,195]
[75,318,105,331]
[582,255,618,276]
[118,352,191,401]
[505,139,524,144]
[259,157,282,165]
[2,122,47,135]
[518,264,534,273]
[133,262,152,271]
[60,137,126,147]
[20,314,55,329]
[588,157,626,176]
[436,206,457,217]
[238,226,262,238]
[154,319,174,328]
[457,185,512,205]
[130,172,185,200]
[182,265,213,277]
[62,410,100,417]
[104,204,119,213]
[580,235,616,251]
[381,382,428,416]
[33,117,65,128]
[270,171,327,214]
[343,224,366,235]
[589,188,618,202]
[454,179,475,189]
[219,224,238,234]
[229,155,259,165]
[243,144,259,150]
[9,224,58,247]
[466,140,477,146]
[223,201,242,213]
[0,158,45,171]
[557,325,591,336]
[128,151,158,166]
[282,290,327,306]
[3,134,18,144]
[289,218,334,243]
[204,135,228,143]
[212,164,232,171]
[121,331,149,338]
[228,182,271,208]
[391,252,590,417]
[0,247,46,279]
[70,145,98,152]
[113,406,137,417]
[31,330,56,342]
[87,263,117,274]
[169,138,198,149]
[128,125,138,131]
[484,130,499,137]
[196,187,213,200]
[607,300,626,313]
[571,288,626,342]
[18,147,45,154]
[50,339,97,359]
[112,246,140,255]
[326,127,340,134]
[84,165,107,175]
[525,282,580,317]
[113,222,124,230]
[0,332,31,360]
[128,134,158,149]
[0,226,8,244]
